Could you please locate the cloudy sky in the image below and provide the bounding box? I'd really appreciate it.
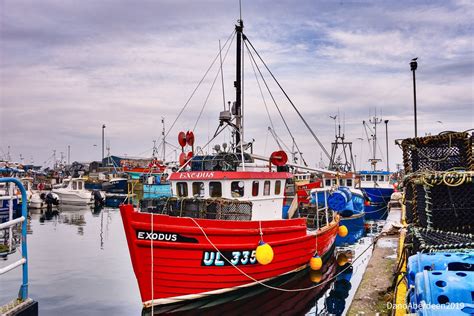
[1,0,472,171]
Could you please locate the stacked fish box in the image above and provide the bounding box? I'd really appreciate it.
[400,132,474,314]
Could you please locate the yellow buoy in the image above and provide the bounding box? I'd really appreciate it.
[309,254,323,271]
[337,253,349,266]
[309,269,323,283]
[256,241,274,265]
[338,225,348,237]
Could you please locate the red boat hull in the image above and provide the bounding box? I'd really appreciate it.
[120,204,339,307]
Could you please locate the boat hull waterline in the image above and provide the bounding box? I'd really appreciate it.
[120,204,339,307]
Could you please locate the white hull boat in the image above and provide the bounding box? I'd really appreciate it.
[52,178,93,206]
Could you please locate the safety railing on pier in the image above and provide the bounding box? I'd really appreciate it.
[0,178,29,302]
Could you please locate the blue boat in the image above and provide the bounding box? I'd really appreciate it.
[326,187,366,246]
[358,170,393,220]
[335,212,365,246]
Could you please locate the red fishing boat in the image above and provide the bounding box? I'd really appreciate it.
[120,18,340,308]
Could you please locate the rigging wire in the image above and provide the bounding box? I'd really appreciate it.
[244,40,308,166]
[219,40,226,110]
[362,121,373,160]
[192,34,235,132]
[164,29,236,140]
[246,45,276,132]
[244,35,331,161]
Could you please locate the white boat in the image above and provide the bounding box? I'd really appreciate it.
[52,177,93,205]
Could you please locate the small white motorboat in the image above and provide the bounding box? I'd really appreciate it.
[52,177,93,206]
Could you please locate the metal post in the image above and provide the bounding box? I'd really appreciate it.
[410,58,418,137]
[235,20,243,151]
[384,120,389,171]
[0,178,29,300]
[102,124,106,163]
[8,184,13,251]
[67,145,70,165]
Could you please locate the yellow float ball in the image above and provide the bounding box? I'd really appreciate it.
[337,253,349,266]
[310,254,323,271]
[256,241,274,265]
[309,269,323,283]
[338,225,348,237]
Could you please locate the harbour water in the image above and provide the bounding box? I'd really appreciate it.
[0,206,380,315]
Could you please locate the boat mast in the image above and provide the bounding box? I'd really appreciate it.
[234,19,243,152]
[368,113,382,171]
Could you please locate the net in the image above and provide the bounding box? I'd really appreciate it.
[401,132,473,173]
[403,173,473,233]
[406,225,474,255]
[140,197,253,221]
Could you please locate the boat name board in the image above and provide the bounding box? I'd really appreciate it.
[178,172,215,179]
[136,230,198,243]
[201,250,257,266]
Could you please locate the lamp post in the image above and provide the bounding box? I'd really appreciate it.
[410,58,418,137]
[102,124,106,164]
[384,120,389,171]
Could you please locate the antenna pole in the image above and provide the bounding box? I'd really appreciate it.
[410,58,418,137]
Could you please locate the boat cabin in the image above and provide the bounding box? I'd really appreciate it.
[321,172,359,189]
[359,170,392,189]
[65,178,86,191]
[168,171,292,221]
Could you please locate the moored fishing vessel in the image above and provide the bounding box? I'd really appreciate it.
[357,116,394,220]
[120,17,342,308]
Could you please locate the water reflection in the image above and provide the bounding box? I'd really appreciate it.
[1,204,383,316]
[143,256,338,316]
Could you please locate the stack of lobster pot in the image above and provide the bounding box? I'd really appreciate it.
[400,131,474,314]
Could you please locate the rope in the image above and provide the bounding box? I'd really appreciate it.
[243,40,307,166]
[244,35,331,161]
[164,30,236,140]
[186,216,380,293]
[150,207,154,315]
[192,34,235,132]
[246,46,275,132]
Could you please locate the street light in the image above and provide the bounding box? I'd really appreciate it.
[102,124,106,164]
[384,120,389,171]
[410,57,418,137]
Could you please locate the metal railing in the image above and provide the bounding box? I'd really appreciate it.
[0,178,29,301]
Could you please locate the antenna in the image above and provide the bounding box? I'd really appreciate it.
[161,117,166,161]
[239,0,242,21]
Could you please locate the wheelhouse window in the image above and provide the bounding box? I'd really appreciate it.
[263,181,271,196]
[339,179,345,186]
[209,182,222,197]
[252,181,259,196]
[325,179,331,187]
[192,182,204,197]
[332,179,337,186]
[231,181,245,197]
[347,179,353,187]
[275,180,281,195]
[177,182,188,197]
[365,175,371,181]
[379,175,385,181]
[72,181,77,190]
[78,181,83,190]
